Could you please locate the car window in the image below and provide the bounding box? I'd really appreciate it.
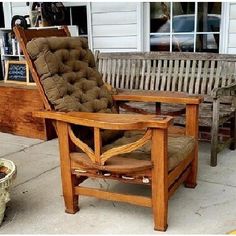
[157,14,220,33]
[173,16,194,32]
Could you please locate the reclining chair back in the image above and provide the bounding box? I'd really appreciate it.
[14,26,70,110]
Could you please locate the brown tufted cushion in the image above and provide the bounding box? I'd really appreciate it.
[103,131,195,171]
[27,37,122,145]
[27,37,116,113]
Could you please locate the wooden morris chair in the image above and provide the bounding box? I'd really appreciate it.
[14,26,202,231]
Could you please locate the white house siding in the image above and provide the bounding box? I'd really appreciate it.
[228,3,236,54]
[3,2,236,54]
[90,2,140,52]
[3,2,29,28]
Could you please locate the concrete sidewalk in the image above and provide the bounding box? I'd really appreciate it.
[0,132,235,234]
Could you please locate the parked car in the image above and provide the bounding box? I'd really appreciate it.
[150,14,220,52]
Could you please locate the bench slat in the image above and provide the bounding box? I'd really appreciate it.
[166,60,173,91]
[144,59,152,90]
[207,60,215,94]
[155,60,162,90]
[115,59,121,88]
[160,60,168,91]
[139,60,146,90]
[150,60,156,90]
[111,59,117,88]
[125,59,131,89]
[221,61,228,87]
[120,59,126,89]
[201,60,209,94]
[214,61,221,89]
[102,59,107,84]
[189,60,196,94]
[195,60,202,94]
[130,60,136,89]
[177,60,185,92]
[183,60,191,92]
[171,60,179,92]
[134,59,141,89]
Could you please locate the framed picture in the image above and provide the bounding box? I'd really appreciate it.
[4,60,29,84]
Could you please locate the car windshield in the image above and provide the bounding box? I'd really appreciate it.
[157,14,220,33]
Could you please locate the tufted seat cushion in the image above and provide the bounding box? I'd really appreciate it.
[102,131,195,171]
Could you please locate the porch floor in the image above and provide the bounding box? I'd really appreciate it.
[0,132,235,234]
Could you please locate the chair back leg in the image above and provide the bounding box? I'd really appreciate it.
[184,104,199,187]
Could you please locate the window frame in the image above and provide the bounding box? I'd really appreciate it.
[143,2,230,53]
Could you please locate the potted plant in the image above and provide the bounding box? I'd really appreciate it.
[0,159,17,225]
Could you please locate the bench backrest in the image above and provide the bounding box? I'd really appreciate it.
[96,52,236,95]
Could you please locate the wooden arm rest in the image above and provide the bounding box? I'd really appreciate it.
[211,82,236,98]
[113,89,203,105]
[33,111,173,130]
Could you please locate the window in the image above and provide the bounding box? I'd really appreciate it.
[0,2,4,27]
[64,5,88,37]
[150,2,221,53]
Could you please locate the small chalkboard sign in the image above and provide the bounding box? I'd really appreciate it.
[4,60,29,84]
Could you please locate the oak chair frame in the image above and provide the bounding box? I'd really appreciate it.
[14,26,202,231]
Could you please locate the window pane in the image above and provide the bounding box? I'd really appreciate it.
[71,6,88,35]
[150,2,170,33]
[197,2,221,32]
[173,2,195,33]
[172,34,194,52]
[150,35,170,51]
[196,34,219,53]
[149,2,221,53]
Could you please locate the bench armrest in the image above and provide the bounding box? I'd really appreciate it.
[211,82,236,99]
[33,111,173,130]
[113,89,203,105]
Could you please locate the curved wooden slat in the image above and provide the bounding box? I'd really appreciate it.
[100,129,152,164]
[68,125,96,163]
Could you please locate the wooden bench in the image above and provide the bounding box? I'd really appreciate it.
[95,51,236,166]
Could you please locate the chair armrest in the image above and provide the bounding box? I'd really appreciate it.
[211,82,236,99]
[33,111,173,130]
[113,89,203,105]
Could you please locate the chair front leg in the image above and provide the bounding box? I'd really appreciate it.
[57,121,79,214]
[151,128,168,231]
[211,99,220,167]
